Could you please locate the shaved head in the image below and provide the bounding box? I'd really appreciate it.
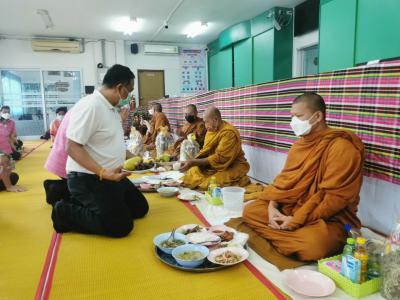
[152,102,162,112]
[204,106,222,132]
[186,104,197,112]
[293,92,326,118]
[290,92,328,135]
[204,106,221,120]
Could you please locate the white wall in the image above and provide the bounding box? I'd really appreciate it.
[123,42,206,104]
[292,30,319,77]
[0,38,98,88]
[0,38,205,100]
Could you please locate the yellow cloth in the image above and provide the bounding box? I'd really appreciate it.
[49,173,284,300]
[0,141,55,299]
[183,121,250,190]
[243,128,365,262]
[1,142,285,300]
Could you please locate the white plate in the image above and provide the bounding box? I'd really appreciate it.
[283,270,336,297]
[178,193,201,201]
[130,178,146,184]
[208,225,237,236]
[207,247,249,266]
[122,168,154,174]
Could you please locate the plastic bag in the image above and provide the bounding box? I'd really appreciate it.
[180,133,200,161]
[155,126,174,158]
[127,127,144,156]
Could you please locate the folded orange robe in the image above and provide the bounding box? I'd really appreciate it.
[182,121,250,190]
[143,112,171,146]
[172,117,206,157]
[242,128,364,262]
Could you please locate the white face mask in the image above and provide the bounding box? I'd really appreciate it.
[57,114,64,121]
[149,108,154,115]
[1,113,10,120]
[290,115,315,136]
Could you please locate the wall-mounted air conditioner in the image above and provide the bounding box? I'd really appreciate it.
[31,39,83,53]
[143,44,179,55]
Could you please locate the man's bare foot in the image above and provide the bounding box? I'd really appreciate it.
[7,185,26,192]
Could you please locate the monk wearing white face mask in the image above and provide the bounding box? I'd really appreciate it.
[237,92,365,265]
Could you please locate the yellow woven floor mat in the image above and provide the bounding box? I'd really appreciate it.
[0,141,55,299]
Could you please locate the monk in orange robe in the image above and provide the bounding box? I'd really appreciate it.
[172,104,206,158]
[180,106,250,190]
[143,102,171,150]
[239,92,364,264]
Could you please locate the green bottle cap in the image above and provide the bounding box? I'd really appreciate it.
[347,238,355,245]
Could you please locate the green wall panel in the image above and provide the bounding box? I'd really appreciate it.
[207,39,220,57]
[233,39,252,87]
[273,7,293,80]
[356,0,400,64]
[208,54,218,90]
[208,47,233,90]
[319,0,357,72]
[219,21,251,50]
[253,29,274,84]
[251,10,274,37]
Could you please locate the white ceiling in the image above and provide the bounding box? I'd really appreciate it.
[0,0,305,44]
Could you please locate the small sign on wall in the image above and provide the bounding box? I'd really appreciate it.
[180,49,207,94]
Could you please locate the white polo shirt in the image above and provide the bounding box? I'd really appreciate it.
[66,90,125,174]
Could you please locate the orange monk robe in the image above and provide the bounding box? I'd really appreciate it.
[172,117,206,157]
[182,121,250,190]
[242,128,364,262]
[143,112,171,146]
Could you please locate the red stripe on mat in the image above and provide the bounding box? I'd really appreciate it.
[181,201,287,300]
[35,232,62,300]
[20,140,47,159]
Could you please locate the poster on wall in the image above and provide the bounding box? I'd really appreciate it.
[180,48,207,94]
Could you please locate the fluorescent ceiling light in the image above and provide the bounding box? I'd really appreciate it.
[184,22,208,38]
[37,9,54,29]
[113,17,142,35]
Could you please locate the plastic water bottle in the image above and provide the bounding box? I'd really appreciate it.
[343,238,356,256]
[341,238,356,277]
[345,224,361,239]
[381,218,400,299]
[208,176,218,195]
[354,237,369,283]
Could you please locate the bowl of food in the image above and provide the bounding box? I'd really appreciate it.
[172,244,209,268]
[157,187,179,197]
[153,232,187,254]
[207,247,249,266]
[186,232,221,247]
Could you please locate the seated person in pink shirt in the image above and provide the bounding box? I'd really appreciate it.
[50,107,68,142]
[44,111,71,205]
[0,151,24,192]
[0,106,19,160]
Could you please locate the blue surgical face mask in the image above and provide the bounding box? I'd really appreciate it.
[119,86,132,107]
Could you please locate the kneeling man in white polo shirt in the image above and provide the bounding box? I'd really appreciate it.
[51,64,149,237]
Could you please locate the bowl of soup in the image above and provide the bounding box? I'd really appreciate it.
[153,232,187,254]
[172,244,209,268]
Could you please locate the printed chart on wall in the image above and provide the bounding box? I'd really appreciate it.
[180,49,207,94]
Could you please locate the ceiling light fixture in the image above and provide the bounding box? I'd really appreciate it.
[37,9,54,29]
[114,17,140,36]
[185,22,208,38]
